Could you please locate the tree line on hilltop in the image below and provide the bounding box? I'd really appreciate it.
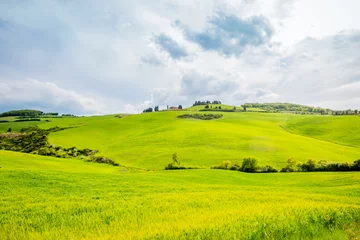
[143,105,183,113]
[193,100,222,106]
[0,110,77,118]
[242,103,359,115]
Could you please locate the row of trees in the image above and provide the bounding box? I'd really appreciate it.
[242,103,359,115]
[211,157,360,173]
[281,158,360,172]
[0,109,78,118]
[143,105,183,113]
[0,110,44,117]
[211,158,277,173]
[193,100,222,106]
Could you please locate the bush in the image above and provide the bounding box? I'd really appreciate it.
[88,156,119,166]
[259,165,278,173]
[352,160,360,171]
[299,159,317,172]
[280,158,300,172]
[241,157,258,172]
[14,118,41,122]
[165,153,199,170]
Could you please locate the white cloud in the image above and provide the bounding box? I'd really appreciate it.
[0,0,359,113]
[0,79,105,115]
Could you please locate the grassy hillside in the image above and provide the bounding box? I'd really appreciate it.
[1,150,360,239]
[37,111,360,170]
[284,115,360,147]
[1,111,359,170]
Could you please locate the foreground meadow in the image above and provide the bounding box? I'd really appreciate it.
[1,151,360,239]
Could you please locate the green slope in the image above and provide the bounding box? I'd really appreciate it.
[284,115,360,147]
[38,111,359,170]
[1,112,359,170]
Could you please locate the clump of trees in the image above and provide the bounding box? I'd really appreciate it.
[193,100,222,106]
[0,110,44,117]
[177,113,223,120]
[280,158,360,172]
[143,107,153,113]
[165,153,199,170]
[211,157,278,173]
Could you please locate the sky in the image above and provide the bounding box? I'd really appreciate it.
[0,0,359,114]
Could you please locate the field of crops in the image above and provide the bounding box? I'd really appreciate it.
[1,150,360,239]
[1,110,360,239]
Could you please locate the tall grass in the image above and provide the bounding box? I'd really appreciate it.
[1,151,360,239]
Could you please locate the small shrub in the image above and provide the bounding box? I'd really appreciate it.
[280,158,300,172]
[88,156,118,166]
[259,165,278,173]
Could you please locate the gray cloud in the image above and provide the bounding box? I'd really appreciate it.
[177,12,274,56]
[153,34,188,59]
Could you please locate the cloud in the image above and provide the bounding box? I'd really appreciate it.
[141,55,163,66]
[177,12,274,56]
[0,0,360,113]
[153,34,188,59]
[180,70,240,97]
[0,79,105,115]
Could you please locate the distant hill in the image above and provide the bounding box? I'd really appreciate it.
[242,103,334,114]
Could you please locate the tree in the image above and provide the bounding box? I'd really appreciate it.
[218,106,222,109]
[233,107,236,111]
[300,159,317,172]
[172,152,180,165]
[205,105,209,109]
[281,158,300,172]
[7,127,11,133]
[178,105,183,110]
[243,106,247,111]
[241,157,258,172]
[154,106,159,112]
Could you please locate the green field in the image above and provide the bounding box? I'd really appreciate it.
[1,110,360,239]
[1,150,360,239]
[18,111,360,170]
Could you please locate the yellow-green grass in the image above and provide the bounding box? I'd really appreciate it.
[1,150,360,239]
[32,111,360,170]
[284,115,360,148]
[1,112,359,171]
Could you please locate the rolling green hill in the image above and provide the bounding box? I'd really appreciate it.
[1,109,360,239]
[1,150,360,239]
[40,112,360,170]
[1,111,359,170]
